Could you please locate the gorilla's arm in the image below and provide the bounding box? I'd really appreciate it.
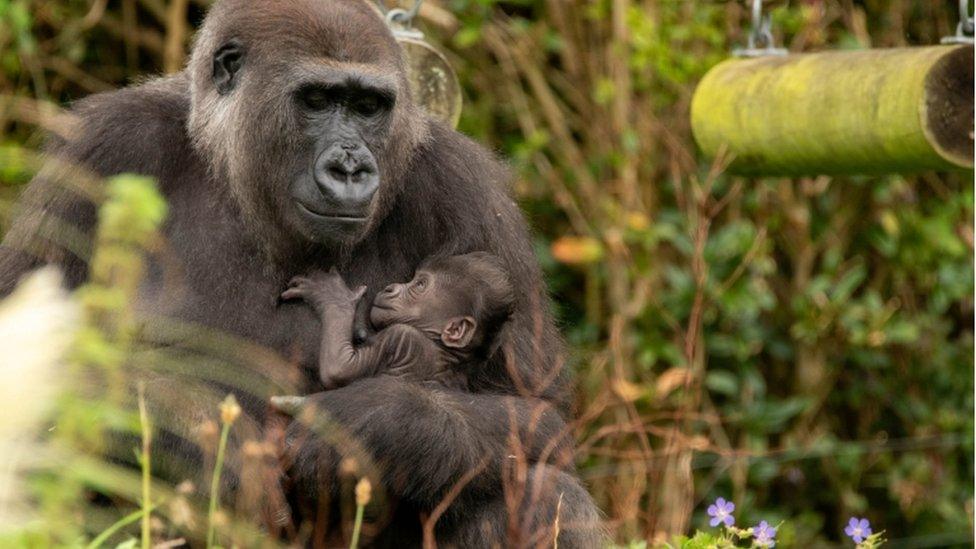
[285,377,575,508]
[0,76,190,295]
[399,122,571,409]
[0,133,96,293]
[284,122,583,514]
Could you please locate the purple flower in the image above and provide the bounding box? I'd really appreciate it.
[845,517,872,543]
[753,520,777,547]
[706,497,735,527]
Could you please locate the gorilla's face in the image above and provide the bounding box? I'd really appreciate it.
[284,73,397,243]
[188,0,424,251]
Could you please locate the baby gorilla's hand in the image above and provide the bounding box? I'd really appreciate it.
[281,269,367,313]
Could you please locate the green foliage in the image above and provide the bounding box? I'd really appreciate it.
[442,0,972,545]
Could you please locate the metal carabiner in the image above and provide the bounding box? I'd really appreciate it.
[942,0,974,45]
[375,0,425,39]
[733,0,788,57]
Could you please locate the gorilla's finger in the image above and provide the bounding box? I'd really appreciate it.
[280,288,304,301]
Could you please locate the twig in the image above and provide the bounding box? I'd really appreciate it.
[163,0,190,73]
[86,507,155,549]
[421,458,490,549]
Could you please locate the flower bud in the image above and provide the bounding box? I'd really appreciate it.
[355,478,372,507]
[340,458,360,477]
[220,394,241,425]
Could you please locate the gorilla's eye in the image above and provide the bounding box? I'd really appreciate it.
[350,94,385,117]
[413,276,428,292]
[298,86,334,111]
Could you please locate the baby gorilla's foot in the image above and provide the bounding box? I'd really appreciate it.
[270,395,307,416]
[280,269,367,312]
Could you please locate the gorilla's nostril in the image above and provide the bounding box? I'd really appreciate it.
[351,168,370,182]
[328,166,348,181]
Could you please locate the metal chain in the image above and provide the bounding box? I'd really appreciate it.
[942,0,974,44]
[733,0,787,57]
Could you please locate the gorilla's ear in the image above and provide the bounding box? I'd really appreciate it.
[441,316,477,350]
[212,41,244,95]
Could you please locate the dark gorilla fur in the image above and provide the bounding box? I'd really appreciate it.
[0,0,602,545]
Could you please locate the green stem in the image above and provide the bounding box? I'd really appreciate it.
[138,384,151,549]
[206,420,232,548]
[86,506,155,549]
[349,502,366,549]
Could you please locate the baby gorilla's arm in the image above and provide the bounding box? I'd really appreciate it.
[282,270,368,388]
[282,271,437,388]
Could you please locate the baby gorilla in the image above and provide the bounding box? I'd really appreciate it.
[281,252,516,390]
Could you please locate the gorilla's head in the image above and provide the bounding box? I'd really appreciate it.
[187,0,426,253]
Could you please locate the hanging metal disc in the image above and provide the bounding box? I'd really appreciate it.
[377,0,462,127]
[397,36,462,128]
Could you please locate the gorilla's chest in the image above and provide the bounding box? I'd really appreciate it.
[136,219,416,391]
[137,256,323,384]
[131,173,433,392]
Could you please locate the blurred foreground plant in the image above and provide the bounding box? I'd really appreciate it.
[0,267,78,533]
[0,174,168,546]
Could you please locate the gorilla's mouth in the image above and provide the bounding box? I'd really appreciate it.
[295,202,368,223]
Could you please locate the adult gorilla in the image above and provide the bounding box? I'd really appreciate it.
[0,0,601,545]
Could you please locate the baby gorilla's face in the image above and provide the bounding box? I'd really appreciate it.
[371,269,455,332]
[370,253,515,352]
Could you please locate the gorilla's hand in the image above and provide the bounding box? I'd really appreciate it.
[281,269,367,314]
[281,377,575,510]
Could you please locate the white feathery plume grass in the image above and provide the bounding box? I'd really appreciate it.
[0,267,79,529]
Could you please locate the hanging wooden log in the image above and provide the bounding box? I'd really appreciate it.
[691,45,974,176]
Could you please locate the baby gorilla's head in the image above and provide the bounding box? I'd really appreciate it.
[371,252,516,353]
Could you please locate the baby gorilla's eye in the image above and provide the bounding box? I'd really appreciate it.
[413,277,427,291]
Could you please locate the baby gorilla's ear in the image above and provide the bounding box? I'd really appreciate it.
[441,316,477,349]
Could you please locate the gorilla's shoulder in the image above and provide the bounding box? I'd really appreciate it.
[57,74,195,179]
[416,120,513,199]
[398,120,531,255]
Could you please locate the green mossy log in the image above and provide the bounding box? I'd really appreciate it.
[691,46,974,176]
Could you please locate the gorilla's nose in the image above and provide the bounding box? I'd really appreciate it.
[313,143,379,214]
[380,283,399,297]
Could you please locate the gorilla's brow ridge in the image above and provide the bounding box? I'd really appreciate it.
[291,60,400,90]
